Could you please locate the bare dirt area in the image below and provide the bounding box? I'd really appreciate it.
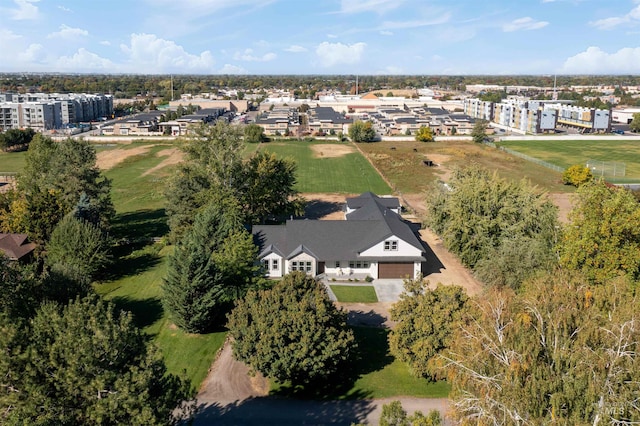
[419,228,484,296]
[424,153,453,182]
[197,340,269,405]
[142,148,184,176]
[549,192,574,224]
[96,146,151,170]
[335,302,395,328]
[310,144,355,158]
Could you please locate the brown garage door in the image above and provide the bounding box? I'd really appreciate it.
[378,262,413,279]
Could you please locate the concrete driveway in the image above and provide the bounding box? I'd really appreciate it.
[372,279,405,302]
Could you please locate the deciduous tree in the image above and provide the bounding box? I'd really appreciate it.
[244,123,266,143]
[630,112,640,132]
[471,119,488,143]
[348,120,377,142]
[562,164,593,186]
[415,126,434,142]
[227,272,355,385]
[444,271,640,425]
[389,280,468,379]
[558,181,640,283]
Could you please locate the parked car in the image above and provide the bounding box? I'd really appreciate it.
[613,129,625,135]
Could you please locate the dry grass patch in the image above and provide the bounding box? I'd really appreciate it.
[96,146,151,170]
[142,148,184,176]
[310,144,355,158]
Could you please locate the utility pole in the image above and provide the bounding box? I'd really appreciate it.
[170,74,174,101]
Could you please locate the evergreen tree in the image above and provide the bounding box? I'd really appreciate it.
[0,296,193,425]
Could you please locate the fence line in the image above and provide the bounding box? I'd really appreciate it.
[483,141,564,173]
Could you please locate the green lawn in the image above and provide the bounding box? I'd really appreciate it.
[0,151,26,173]
[498,139,640,182]
[330,285,378,303]
[271,326,449,399]
[260,140,391,194]
[95,244,226,388]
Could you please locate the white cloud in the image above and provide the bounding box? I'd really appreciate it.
[55,48,114,71]
[562,46,640,74]
[284,45,307,53]
[339,0,402,14]
[8,0,39,20]
[47,24,89,39]
[379,30,393,36]
[120,33,216,73]
[503,17,549,32]
[380,14,451,30]
[218,64,248,74]
[591,4,640,30]
[57,5,71,12]
[315,41,366,67]
[327,33,338,38]
[18,43,44,62]
[233,48,277,61]
[100,40,111,46]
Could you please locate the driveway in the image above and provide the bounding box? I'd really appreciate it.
[372,279,405,302]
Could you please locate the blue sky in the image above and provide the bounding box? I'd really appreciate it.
[1,0,640,75]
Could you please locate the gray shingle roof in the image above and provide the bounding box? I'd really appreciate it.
[253,193,424,262]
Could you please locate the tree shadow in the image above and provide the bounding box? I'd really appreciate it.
[111,208,169,240]
[346,310,387,328]
[103,242,162,281]
[193,397,376,426]
[303,199,344,220]
[270,326,393,400]
[110,295,164,329]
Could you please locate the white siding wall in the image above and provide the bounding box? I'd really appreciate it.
[360,235,422,258]
[324,260,377,278]
[287,253,316,276]
[261,253,284,278]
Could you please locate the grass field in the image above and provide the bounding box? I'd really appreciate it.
[498,139,640,182]
[357,139,572,194]
[260,140,391,194]
[272,326,449,399]
[0,151,26,173]
[95,244,226,389]
[330,285,378,303]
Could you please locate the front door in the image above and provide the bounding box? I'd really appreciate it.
[317,261,325,274]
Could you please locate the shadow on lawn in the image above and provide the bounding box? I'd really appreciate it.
[303,199,344,220]
[194,397,376,426]
[111,208,169,240]
[270,326,393,400]
[110,295,164,329]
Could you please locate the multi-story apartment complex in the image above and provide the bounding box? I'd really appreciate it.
[0,92,113,131]
[464,98,610,134]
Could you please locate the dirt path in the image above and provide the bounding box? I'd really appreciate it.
[195,340,452,425]
[419,228,484,296]
[197,339,269,405]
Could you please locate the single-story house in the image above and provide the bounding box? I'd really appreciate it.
[253,192,425,279]
[0,233,36,261]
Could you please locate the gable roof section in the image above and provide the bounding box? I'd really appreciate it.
[253,193,424,262]
[0,233,36,261]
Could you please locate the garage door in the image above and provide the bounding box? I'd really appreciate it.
[378,262,413,279]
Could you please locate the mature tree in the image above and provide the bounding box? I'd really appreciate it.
[389,280,468,379]
[471,119,488,143]
[415,126,434,142]
[348,120,377,142]
[562,164,593,187]
[426,166,558,279]
[239,151,304,224]
[45,215,111,283]
[227,272,355,385]
[162,197,258,333]
[165,121,303,239]
[558,181,640,283]
[444,271,640,425]
[0,128,35,151]
[18,135,113,230]
[244,123,266,143]
[0,296,193,425]
[0,257,39,320]
[630,112,640,132]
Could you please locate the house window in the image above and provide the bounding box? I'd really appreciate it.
[290,260,312,272]
[271,259,279,270]
[384,240,398,251]
[348,261,370,269]
[291,261,298,271]
[261,259,269,270]
[335,261,340,268]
